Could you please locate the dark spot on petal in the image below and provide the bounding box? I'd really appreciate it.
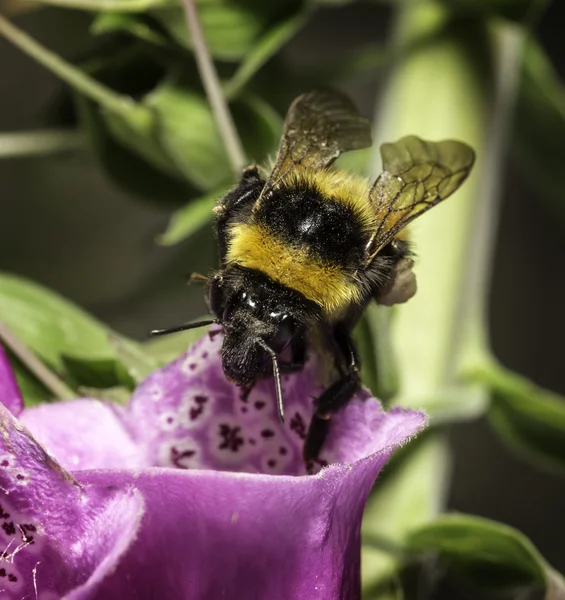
[290,412,307,440]
[267,459,277,468]
[166,417,174,424]
[170,446,196,469]
[202,352,209,359]
[241,406,248,413]
[248,438,256,445]
[189,395,209,421]
[23,524,37,532]
[0,568,5,576]
[8,574,16,582]
[0,460,8,467]
[279,446,288,456]
[219,424,244,452]
[0,503,9,519]
[189,363,197,370]
[15,474,25,481]
[2,522,15,536]
[261,429,275,439]
[254,401,265,410]
[189,407,201,421]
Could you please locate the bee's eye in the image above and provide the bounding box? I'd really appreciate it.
[270,316,295,352]
[222,301,237,324]
[222,291,256,323]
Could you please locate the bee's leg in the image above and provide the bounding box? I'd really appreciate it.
[279,335,306,374]
[214,166,264,265]
[303,371,361,472]
[303,328,361,472]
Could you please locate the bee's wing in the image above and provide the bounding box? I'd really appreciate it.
[258,89,372,201]
[366,135,475,263]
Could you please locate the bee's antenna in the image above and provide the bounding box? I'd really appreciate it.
[150,319,220,337]
[257,339,285,423]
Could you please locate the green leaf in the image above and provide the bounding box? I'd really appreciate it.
[145,81,281,192]
[0,15,280,195]
[514,39,565,225]
[61,356,135,390]
[92,13,170,46]
[224,5,310,99]
[407,515,556,594]
[145,82,233,190]
[103,102,182,178]
[6,350,51,407]
[0,273,120,368]
[156,93,280,245]
[468,361,565,476]
[153,4,263,61]
[362,433,450,594]
[0,15,189,190]
[75,95,194,206]
[0,273,156,397]
[158,188,223,246]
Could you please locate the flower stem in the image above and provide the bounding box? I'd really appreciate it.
[454,22,525,375]
[0,15,135,116]
[182,0,246,175]
[11,0,172,9]
[0,129,85,159]
[0,322,75,401]
[373,2,489,408]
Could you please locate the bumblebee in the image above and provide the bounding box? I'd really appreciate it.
[152,89,475,470]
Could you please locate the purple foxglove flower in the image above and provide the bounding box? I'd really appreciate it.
[0,331,425,599]
[0,343,23,416]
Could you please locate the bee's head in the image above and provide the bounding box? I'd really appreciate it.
[216,269,320,421]
[150,267,319,422]
[220,288,299,385]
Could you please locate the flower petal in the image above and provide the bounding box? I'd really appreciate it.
[126,331,424,475]
[75,405,424,600]
[0,343,23,416]
[0,402,144,598]
[20,399,147,471]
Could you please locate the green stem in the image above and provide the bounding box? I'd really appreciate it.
[182,0,246,175]
[373,2,489,408]
[4,0,175,12]
[0,15,135,115]
[0,129,85,159]
[452,22,526,377]
[0,323,75,401]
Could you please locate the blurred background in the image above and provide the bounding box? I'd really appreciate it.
[1,0,564,597]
